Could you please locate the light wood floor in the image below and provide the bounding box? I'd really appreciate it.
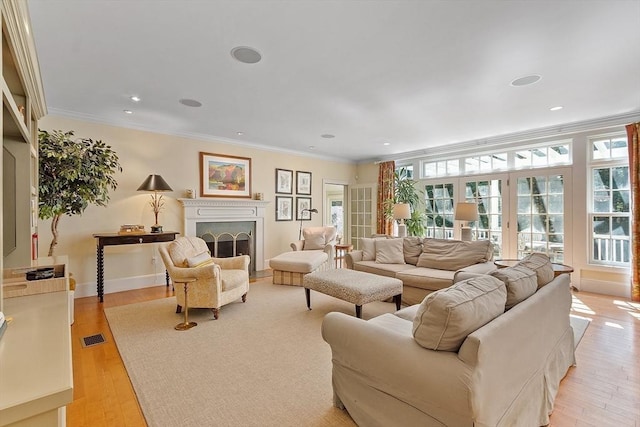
[67,280,640,427]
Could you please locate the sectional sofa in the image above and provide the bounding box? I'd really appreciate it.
[323,254,575,426]
[345,236,497,305]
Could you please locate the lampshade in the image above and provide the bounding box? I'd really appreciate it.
[137,174,173,192]
[455,202,479,221]
[392,203,411,220]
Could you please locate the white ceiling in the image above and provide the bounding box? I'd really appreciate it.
[27,0,640,163]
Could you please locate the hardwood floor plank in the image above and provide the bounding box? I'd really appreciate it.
[67,283,640,426]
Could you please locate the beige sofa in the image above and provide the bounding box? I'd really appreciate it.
[346,237,496,305]
[322,256,575,427]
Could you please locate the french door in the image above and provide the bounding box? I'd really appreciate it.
[421,167,571,262]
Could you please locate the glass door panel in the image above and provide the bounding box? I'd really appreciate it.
[511,168,571,263]
[463,176,506,258]
[424,182,455,239]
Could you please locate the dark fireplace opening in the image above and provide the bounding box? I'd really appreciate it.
[196,221,256,275]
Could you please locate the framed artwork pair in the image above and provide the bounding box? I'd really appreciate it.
[275,169,311,195]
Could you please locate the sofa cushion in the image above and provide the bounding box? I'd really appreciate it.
[395,267,456,291]
[353,261,415,277]
[360,237,385,261]
[375,238,405,264]
[491,265,538,310]
[516,253,555,288]
[412,275,506,352]
[416,239,493,271]
[403,236,423,265]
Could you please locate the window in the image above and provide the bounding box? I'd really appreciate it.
[514,143,571,169]
[589,135,630,265]
[424,183,455,239]
[464,179,503,258]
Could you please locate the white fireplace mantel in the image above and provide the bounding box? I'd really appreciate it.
[179,198,269,270]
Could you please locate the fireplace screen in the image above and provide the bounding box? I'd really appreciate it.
[196,221,256,274]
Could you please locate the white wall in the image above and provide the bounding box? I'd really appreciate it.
[37,115,357,297]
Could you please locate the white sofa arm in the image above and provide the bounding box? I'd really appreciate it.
[345,250,363,269]
[290,240,304,251]
[321,312,472,423]
[453,261,497,283]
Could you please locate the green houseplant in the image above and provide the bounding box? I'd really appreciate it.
[385,167,426,236]
[38,129,123,256]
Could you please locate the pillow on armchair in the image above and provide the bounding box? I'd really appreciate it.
[302,227,337,250]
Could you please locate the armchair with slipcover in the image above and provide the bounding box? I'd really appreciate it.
[269,226,337,286]
[159,236,250,319]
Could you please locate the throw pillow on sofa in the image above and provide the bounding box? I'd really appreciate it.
[412,275,506,352]
[416,239,493,271]
[360,237,386,261]
[516,253,554,288]
[490,265,537,310]
[403,236,423,265]
[375,238,405,264]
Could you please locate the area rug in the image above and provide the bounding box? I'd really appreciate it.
[105,282,400,427]
[570,314,591,349]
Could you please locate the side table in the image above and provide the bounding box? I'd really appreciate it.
[335,244,353,268]
[175,278,197,331]
[494,259,574,278]
[93,231,178,302]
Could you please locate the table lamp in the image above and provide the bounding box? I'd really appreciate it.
[298,208,318,240]
[393,203,411,237]
[137,174,173,233]
[455,202,478,241]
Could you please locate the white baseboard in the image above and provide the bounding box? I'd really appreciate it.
[73,273,169,298]
[578,278,630,299]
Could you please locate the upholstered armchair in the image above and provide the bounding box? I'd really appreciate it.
[290,226,337,261]
[158,236,250,319]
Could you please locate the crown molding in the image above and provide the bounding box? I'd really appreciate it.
[362,111,640,164]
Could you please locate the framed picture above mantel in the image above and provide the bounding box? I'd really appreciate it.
[200,152,252,198]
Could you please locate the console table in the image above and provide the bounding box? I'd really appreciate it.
[93,231,179,302]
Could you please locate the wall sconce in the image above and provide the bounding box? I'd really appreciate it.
[455,202,478,241]
[137,174,173,233]
[393,203,411,238]
[299,208,318,240]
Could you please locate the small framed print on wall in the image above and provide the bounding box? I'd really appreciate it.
[275,196,293,221]
[296,171,312,195]
[275,168,293,194]
[296,197,312,220]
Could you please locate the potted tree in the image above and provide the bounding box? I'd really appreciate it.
[38,129,123,256]
[385,167,426,236]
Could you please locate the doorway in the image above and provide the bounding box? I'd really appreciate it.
[323,181,348,244]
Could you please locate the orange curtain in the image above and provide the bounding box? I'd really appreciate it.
[377,161,395,235]
[626,122,640,302]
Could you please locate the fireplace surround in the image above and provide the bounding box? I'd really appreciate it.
[179,199,269,271]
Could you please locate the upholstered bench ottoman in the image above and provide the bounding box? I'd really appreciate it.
[270,250,331,286]
[303,269,402,318]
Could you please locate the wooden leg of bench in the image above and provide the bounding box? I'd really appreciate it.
[355,305,362,318]
[394,294,402,310]
[305,288,311,310]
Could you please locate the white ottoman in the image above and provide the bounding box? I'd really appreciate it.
[303,269,402,318]
[270,250,331,286]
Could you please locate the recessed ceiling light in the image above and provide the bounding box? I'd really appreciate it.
[550,106,563,111]
[236,131,244,136]
[510,74,542,87]
[383,142,391,146]
[130,96,141,102]
[309,146,315,150]
[321,134,335,139]
[231,46,262,64]
[179,98,202,107]
[123,110,133,114]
